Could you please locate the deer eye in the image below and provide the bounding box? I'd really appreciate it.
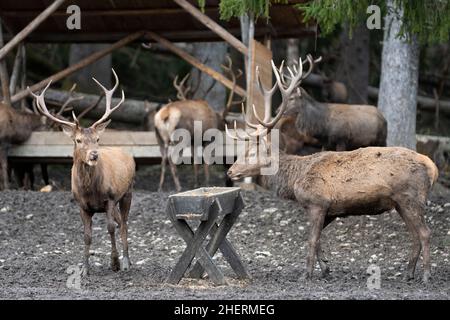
[76,139,82,144]
[96,138,100,143]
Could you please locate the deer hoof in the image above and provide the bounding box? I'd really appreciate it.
[81,265,89,277]
[403,273,414,282]
[111,257,120,272]
[422,272,431,284]
[121,257,131,271]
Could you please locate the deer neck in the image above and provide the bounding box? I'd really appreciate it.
[73,153,103,191]
[9,111,42,143]
[259,153,306,200]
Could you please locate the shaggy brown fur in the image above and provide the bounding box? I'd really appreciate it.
[230,146,438,282]
[29,71,135,275]
[0,103,44,190]
[276,115,321,155]
[287,89,387,151]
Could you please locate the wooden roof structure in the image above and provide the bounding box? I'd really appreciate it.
[0,0,314,43]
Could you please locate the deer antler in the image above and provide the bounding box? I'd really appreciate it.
[28,81,78,129]
[252,55,318,130]
[226,55,321,142]
[90,68,125,128]
[173,73,191,101]
[221,55,245,114]
[56,83,83,117]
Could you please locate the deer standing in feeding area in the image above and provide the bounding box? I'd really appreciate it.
[153,56,243,191]
[226,56,438,283]
[29,69,135,275]
[283,55,387,151]
[0,101,47,190]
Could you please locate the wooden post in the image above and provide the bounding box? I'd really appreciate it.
[11,31,145,103]
[173,0,248,56]
[0,0,66,61]
[144,31,246,97]
[0,19,11,106]
[9,43,23,95]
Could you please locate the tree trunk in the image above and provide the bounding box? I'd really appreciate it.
[336,23,370,104]
[189,42,227,113]
[378,0,419,150]
[69,44,112,94]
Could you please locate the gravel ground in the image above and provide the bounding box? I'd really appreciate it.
[0,165,449,300]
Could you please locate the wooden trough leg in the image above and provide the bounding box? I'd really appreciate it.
[189,194,251,280]
[166,201,225,285]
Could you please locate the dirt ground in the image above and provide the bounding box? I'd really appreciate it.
[0,165,449,300]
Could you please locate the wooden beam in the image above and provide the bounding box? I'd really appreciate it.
[1,28,317,43]
[9,43,23,95]
[0,19,11,106]
[144,31,246,97]
[0,7,219,17]
[173,0,248,56]
[0,0,66,61]
[11,31,145,103]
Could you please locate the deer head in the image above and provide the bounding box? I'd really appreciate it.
[28,69,124,167]
[225,55,319,180]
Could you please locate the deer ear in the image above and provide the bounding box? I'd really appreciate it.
[93,119,111,134]
[61,124,76,139]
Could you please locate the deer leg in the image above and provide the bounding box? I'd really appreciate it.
[305,206,326,279]
[396,206,421,281]
[40,164,49,185]
[398,202,431,283]
[204,164,210,186]
[118,192,132,271]
[106,200,120,272]
[193,164,199,188]
[80,208,93,276]
[416,215,431,283]
[316,216,335,277]
[168,155,181,192]
[158,146,168,192]
[0,148,9,190]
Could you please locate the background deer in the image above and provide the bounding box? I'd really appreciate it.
[154,56,243,191]
[29,69,135,275]
[283,55,387,151]
[0,101,46,190]
[9,84,85,190]
[226,57,438,283]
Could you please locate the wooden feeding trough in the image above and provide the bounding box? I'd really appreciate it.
[166,187,250,285]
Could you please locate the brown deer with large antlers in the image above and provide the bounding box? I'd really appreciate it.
[154,56,243,191]
[29,69,135,275]
[283,55,387,151]
[226,57,438,283]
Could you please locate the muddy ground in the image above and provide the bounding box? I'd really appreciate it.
[0,165,449,300]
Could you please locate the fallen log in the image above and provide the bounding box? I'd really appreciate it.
[368,86,450,115]
[303,73,450,115]
[43,88,160,124]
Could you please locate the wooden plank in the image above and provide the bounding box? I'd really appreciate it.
[247,39,273,124]
[8,131,247,159]
[173,0,248,56]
